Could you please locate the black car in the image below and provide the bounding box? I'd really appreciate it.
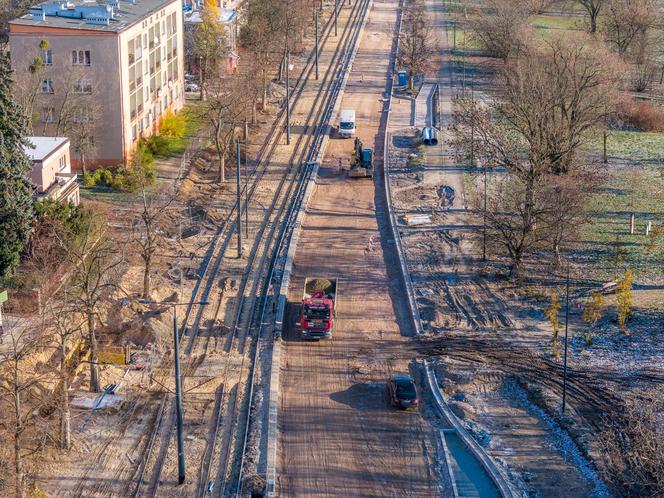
[388,374,419,409]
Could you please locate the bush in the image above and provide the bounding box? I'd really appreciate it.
[615,98,664,132]
[109,162,156,192]
[145,134,170,156]
[80,161,156,193]
[158,109,186,139]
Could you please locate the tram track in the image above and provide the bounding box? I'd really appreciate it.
[128,0,372,496]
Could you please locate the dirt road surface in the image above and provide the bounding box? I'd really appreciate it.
[277,0,444,496]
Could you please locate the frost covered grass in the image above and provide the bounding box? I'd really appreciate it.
[577,165,664,285]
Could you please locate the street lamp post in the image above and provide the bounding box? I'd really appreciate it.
[314,8,319,80]
[334,0,339,36]
[562,260,570,414]
[242,120,249,239]
[140,299,209,485]
[236,139,242,258]
[286,48,291,145]
[482,163,487,261]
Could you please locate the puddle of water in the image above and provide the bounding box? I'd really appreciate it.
[444,431,501,498]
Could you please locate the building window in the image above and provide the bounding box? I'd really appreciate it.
[132,124,137,141]
[59,155,66,171]
[43,49,52,65]
[41,107,55,123]
[73,107,91,123]
[41,79,54,94]
[72,50,91,66]
[74,79,92,94]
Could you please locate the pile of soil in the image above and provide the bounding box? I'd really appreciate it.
[305,278,333,294]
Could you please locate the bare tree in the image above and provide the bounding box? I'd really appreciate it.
[467,0,533,61]
[133,186,175,299]
[243,15,277,109]
[60,211,124,392]
[0,318,50,498]
[601,0,658,57]
[204,77,247,182]
[576,0,606,33]
[46,296,83,451]
[451,35,615,276]
[398,0,436,90]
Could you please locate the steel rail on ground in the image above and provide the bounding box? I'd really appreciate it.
[128,2,369,497]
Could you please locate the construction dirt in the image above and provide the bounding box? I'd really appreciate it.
[277,0,448,495]
[385,0,664,496]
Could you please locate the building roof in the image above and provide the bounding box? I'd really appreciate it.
[183,8,236,25]
[23,136,69,162]
[9,0,178,34]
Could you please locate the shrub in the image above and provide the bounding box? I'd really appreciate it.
[545,293,562,358]
[158,109,186,139]
[615,98,664,132]
[616,268,634,333]
[80,161,155,193]
[145,134,170,156]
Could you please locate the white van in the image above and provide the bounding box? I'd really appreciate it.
[338,109,356,138]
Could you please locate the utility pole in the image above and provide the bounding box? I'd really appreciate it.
[243,121,249,238]
[314,8,319,80]
[172,307,185,484]
[334,0,338,36]
[470,80,475,166]
[286,48,291,145]
[139,299,209,485]
[562,260,570,414]
[483,164,487,261]
[244,118,249,164]
[236,139,242,258]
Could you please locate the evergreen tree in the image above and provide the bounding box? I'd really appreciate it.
[0,51,34,277]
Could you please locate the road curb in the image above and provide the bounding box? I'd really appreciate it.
[424,362,515,498]
[381,0,424,337]
[265,1,374,494]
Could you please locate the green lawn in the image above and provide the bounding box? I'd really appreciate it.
[531,15,581,31]
[585,130,664,165]
[581,165,664,283]
[150,103,205,159]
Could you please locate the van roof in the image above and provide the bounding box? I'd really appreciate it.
[339,109,355,120]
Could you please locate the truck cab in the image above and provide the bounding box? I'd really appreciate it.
[338,109,356,138]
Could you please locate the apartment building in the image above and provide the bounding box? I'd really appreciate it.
[24,136,80,205]
[9,0,185,167]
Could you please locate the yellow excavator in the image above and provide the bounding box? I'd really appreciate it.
[349,137,373,178]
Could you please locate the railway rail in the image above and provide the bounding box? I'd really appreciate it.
[126,1,372,496]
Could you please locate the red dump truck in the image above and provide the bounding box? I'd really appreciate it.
[300,278,338,340]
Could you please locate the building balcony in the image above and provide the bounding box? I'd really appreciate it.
[36,172,80,205]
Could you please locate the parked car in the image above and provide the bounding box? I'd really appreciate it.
[387,374,418,409]
[185,82,199,93]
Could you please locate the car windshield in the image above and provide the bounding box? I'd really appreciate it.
[340,122,354,129]
[395,379,416,398]
[304,305,329,319]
